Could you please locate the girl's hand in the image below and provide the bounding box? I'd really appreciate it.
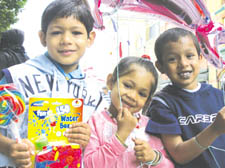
[8,139,34,168]
[116,108,137,142]
[133,138,156,163]
[65,122,91,148]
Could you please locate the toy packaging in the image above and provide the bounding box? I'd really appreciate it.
[28,97,83,168]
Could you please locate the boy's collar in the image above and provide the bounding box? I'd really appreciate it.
[182,83,201,93]
[45,52,85,80]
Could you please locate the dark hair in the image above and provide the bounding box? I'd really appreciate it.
[155,27,200,64]
[0,29,24,49]
[41,0,94,35]
[111,56,158,112]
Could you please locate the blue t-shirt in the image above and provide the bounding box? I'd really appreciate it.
[146,83,225,168]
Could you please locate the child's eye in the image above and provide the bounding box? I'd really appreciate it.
[139,91,148,98]
[72,31,82,35]
[51,31,61,35]
[187,54,195,59]
[123,82,132,89]
[168,57,176,63]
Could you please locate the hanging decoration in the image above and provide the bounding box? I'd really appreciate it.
[89,0,225,68]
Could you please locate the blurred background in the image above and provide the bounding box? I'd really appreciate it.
[2,0,225,90]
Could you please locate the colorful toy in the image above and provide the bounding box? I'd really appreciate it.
[35,144,82,168]
[0,84,25,127]
[28,98,83,168]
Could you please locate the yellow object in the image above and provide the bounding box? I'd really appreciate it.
[54,151,59,161]
[28,98,83,143]
[115,133,128,148]
[28,98,83,167]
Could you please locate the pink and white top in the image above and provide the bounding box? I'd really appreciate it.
[84,110,174,168]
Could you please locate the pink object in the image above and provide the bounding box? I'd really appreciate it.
[84,110,174,168]
[89,0,225,68]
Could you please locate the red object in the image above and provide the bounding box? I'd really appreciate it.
[119,42,122,58]
[35,145,82,168]
[141,54,151,60]
[50,121,56,127]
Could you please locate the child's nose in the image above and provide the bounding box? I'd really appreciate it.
[60,32,72,44]
[179,57,188,67]
[127,90,138,101]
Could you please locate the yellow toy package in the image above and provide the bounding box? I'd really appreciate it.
[28,97,83,168]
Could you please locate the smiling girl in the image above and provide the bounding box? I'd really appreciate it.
[84,56,174,168]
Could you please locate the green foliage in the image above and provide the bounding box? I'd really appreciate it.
[0,0,27,32]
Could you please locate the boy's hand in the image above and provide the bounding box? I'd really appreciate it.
[116,108,137,142]
[8,139,34,168]
[133,138,156,163]
[211,106,225,135]
[65,122,91,148]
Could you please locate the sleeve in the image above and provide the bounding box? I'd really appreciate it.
[146,99,182,135]
[83,116,127,168]
[1,69,13,83]
[0,75,7,84]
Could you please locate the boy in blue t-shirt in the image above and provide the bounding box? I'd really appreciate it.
[146,27,225,168]
[0,0,102,167]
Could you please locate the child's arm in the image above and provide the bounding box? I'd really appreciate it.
[116,108,138,143]
[65,122,91,148]
[162,106,225,165]
[0,134,34,168]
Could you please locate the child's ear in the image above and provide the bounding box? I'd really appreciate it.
[39,31,47,47]
[87,31,96,47]
[155,60,165,74]
[106,74,113,90]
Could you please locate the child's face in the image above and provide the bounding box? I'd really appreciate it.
[108,64,154,114]
[156,36,202,90]
[39,16,95,73]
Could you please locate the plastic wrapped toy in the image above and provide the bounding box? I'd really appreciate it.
[28,98,83,168]
[0,84,25,140]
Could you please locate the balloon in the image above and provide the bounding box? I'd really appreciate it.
[88,0,103,29]
[90,0,225,68]
[196,21,225,68]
